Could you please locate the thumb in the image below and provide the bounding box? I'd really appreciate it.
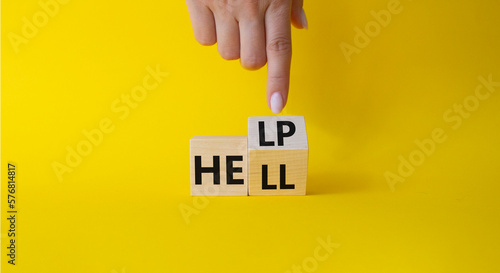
[291,0,308,29]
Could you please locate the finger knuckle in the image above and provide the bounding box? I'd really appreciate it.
[240,0,262,18]
[267,36,292,53]
[269,73,288,82]
[211,0,236,15]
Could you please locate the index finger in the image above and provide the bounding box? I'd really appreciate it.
[265,3,292,114]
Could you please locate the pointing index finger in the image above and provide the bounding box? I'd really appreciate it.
[265,3,292,114]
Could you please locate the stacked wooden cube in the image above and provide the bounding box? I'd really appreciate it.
[190,116,308,196]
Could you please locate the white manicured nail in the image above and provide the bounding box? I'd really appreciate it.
[270,92,283,114]
[301,9,308,30]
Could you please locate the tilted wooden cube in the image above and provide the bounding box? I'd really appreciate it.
[248,116,309,196]
[190,136,248,196]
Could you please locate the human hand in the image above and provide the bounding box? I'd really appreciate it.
[185,0,308,114]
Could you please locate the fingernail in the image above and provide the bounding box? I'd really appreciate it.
[301,9,308,30]
[270,92,284,114]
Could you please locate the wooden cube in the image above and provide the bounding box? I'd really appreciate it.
[248,116,308,196]
[190,136,248,196]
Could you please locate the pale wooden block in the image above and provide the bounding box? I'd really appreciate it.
[248,116,308,196]
[190,135,248,196]
[248,116,308,150]
[249,149,308,196]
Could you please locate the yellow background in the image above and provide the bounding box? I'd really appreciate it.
[2,0,500,272]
